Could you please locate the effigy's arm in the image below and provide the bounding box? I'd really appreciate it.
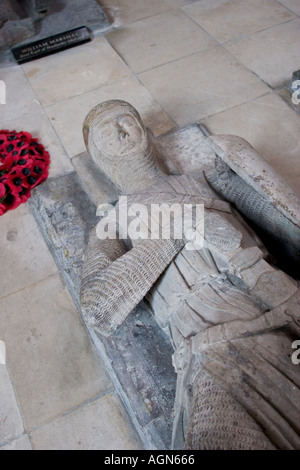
[192,290,300,356]
[80,226,184,336]
[216,243,300,339]
[203,137,300,264]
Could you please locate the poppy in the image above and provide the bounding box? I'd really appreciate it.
[0,130,50,215]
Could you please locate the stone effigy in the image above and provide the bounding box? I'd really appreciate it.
[80,100,300,450]
[0,0,48,48]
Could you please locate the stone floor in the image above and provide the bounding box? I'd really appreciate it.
[0,0,299,450]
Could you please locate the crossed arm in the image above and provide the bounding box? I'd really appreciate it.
[80,226,184,336]
[80,189,213,336]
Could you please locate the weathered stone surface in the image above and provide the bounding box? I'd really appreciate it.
[29,172,98,307]
[0,2,18,28]
[0,18,35,48]
[71,152,119,208]
[25,0,49,15]
[156,123,215,175]
[90,305,176,450]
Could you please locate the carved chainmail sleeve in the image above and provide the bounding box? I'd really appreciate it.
[80,226,184,336]
[183,368,276,450]
[204,157,300,262]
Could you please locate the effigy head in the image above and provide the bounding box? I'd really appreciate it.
[83,100,158,193]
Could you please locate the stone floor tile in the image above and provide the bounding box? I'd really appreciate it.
[0,66,41,121]
[0,107,73,179]
[226,18,300,88]
[46,75,175,158]
[183,0,295,43]
[0,274,112,430]
[277,0,300,15]
[22,37,132,107]
[107,9,217,73]
[139,46,269,125]
[0,364,24,445]
[1,434,32,450]
[30,393,143,450]
[0,203,58,298]
[100,0,175,26]
[201,92,300,195]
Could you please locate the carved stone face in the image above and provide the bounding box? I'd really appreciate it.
[84,100,159,193]
[94,111,145,158]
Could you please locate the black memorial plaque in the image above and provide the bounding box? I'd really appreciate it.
[12,26,92,64]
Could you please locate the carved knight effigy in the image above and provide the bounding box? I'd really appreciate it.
[0,1,48,47]
[80,100,300,450]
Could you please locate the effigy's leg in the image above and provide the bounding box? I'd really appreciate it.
[182,368,275,450]
[171,339,275,450]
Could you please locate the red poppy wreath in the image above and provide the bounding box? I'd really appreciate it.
[0,130,50,215]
